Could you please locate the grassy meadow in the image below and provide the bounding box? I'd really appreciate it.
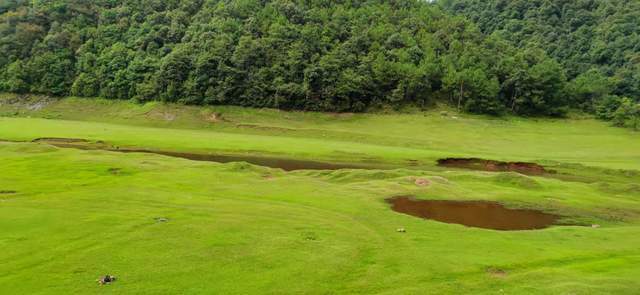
[1,95,640,294]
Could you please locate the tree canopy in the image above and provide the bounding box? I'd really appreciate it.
[443,0,640,126]
[0,0,638,123]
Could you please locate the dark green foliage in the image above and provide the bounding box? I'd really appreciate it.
[568,69,613,112]
[1,60,29,93]
[443,0,640,115]
[0,0,636,119]
[611,98,640,130]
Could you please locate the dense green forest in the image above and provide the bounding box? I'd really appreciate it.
[442,0,640,128]
[0,0,638,127]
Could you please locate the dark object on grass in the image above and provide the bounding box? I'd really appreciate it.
[108,168,122,175]
[414,178,430,187]
[98,275,116,285]
[155,217,169,223]
[487,267,508,278]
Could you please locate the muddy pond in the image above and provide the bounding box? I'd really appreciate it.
[387,196,559,231]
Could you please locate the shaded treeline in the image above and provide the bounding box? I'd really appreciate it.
[442,0,639,128]
[0,0,637,127]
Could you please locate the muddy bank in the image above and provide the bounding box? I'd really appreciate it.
[32,138,89,143]
[32,138,376,171]
[117,149,373,171]
[437,158,554,175]
[387,196,559,230]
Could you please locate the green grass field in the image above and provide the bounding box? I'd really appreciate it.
[1,95,640,294]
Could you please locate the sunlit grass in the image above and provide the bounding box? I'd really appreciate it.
[1,97,639,294]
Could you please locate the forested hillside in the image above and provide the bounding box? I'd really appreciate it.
[0,0,638,126]
[443,0,640,127]
[0,0,570,115]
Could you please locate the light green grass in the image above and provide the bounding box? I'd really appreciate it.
[1,94,639,170]
[1,96,640,294]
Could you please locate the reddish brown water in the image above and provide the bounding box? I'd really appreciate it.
[387,196,559,231]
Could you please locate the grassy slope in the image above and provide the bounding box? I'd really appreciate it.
[1,95,640,294]
[1,94,639,169]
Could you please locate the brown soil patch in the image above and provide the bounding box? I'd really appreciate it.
[386,196,559,231]
[108,168,122,175]
[487,267,508,278]
[414,178,431,187]
[437,158,554,175]
[206,112,226,123]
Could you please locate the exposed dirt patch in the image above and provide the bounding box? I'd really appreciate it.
[437,158,554,176]
[487,267,508,278]
[262,174,275,180]
[414,178,431,187]
[386,196,560,231]
[107,168,122,175]
[1,94,57,111]
[205,112,227,123]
